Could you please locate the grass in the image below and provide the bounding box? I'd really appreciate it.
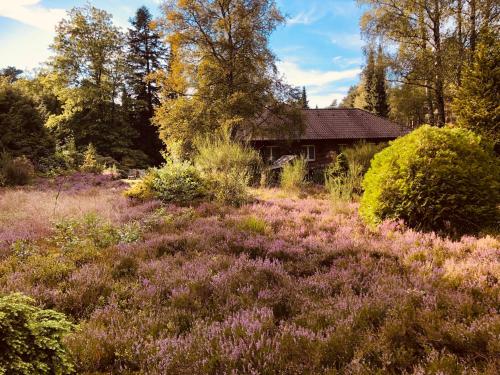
[0,174,499,374]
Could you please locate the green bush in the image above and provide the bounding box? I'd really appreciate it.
[80,144,103,174]
[195,137,261,205]
[341,141,386,175]
[281,156,307,192]
[325,161,363,201]
[0,293,75,374]
[360,125,500,236]
[0,152,35,186]
[125,160,207,205]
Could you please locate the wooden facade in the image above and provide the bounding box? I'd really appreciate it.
[251,138,395,168]
[250,108,408,169]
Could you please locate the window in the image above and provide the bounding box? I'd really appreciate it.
[264,146,280,162]
[301,145,316,161]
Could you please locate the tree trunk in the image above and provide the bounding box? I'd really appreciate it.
[432,0,446,126]
[470,0,477,53]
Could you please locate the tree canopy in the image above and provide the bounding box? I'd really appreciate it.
[153,0,303,158]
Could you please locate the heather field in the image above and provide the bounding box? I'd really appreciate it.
[0,174,499,374]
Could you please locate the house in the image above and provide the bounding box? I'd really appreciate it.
[251,108,408,167]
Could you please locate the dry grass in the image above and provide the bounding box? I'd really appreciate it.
[0,184,132,245]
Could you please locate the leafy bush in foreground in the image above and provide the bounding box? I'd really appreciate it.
[360,125,500,236]
[0,293,75,374]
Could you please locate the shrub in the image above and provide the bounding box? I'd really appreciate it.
[360,125,500,236]
[280,157,307,191]
[80,144,103,174]
[0,293,75,374]
[0,153,35,186]
[238,215,268,235]
[124,170,157,201]
[194,137,261,205]
[341,141,386,175]
[325,161,363,201]
[125,160,207,205]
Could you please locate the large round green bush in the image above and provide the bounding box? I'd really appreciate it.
[360,125,499,236]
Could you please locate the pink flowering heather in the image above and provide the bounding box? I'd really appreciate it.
[0,182,498,374]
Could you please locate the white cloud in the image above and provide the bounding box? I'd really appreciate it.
[309,92,345,108]
[277,61,360,87]
[0,27,52,71]
[0,0,66,32]
[288,8,320,25]
[332,56,363,68]
[329,32,364,50]
[277,61,361,108]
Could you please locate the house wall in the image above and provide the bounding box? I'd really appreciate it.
[251,138,394,168]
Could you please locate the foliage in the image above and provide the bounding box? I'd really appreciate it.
[359,0,499,126]
[0,66,23,82]
[373,45,389,117]
[0,153,35,186]
[0,293,75,374]
[363,48,376,113]
[125,161,207,205]
[126,6,166,164]
[48,4,137,161]
[0,79,55,161]
[452,30,500,146]
[341,141,386,175]
[325,159,363,201]
[153,0,303,157]
[195,137,261,205]
[280,157,307,192]
[360,125,500,236]
[80,144,103,174]
[124,171,157,201]
[388,84,428,128]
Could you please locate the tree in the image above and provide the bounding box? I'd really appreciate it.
[373,45,389,117]
[126,6,167,164]
[340,85,360,108]
[358,0,499,126]
[452,30,499,146]
[48,4,138,161]
[154,0,303,158]
[0,79,54,161]
[389,84,427,128]
[0,66,23,82]
[363,48,376,112]
[301,86,309,108]
[328,99,338,108]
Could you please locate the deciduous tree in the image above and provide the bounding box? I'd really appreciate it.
[48,4,138,160]
[154,0,303,158]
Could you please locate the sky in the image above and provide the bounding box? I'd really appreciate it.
[0,0,366,108]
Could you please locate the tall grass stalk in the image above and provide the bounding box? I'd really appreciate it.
[280,157,307,192]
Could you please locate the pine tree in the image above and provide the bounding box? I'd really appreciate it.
[452,30,499,146]
[374,45,389,117]
[363,48,376,112]
[301,86,309,109]
[126,6,167,164]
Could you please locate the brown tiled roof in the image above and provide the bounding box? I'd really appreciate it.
[253,108,408,141]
